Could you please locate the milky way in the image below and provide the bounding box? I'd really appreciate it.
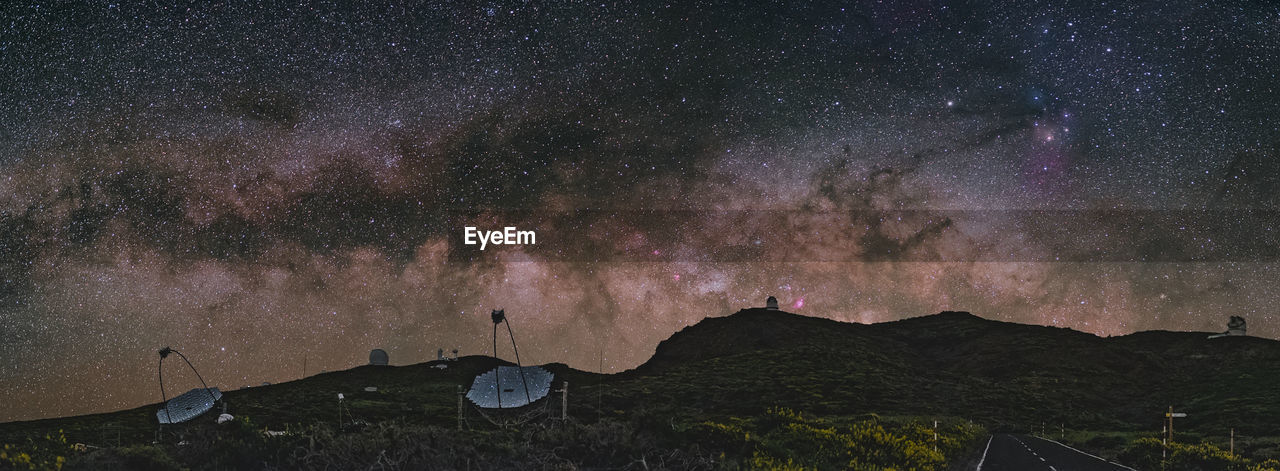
[2,1,1279,422]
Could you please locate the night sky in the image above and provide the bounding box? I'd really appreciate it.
[2,1,1279,422]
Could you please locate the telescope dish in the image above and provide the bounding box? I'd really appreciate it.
[156,387,222,424]
[465,366,553,409]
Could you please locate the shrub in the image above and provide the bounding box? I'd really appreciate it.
[1,430,71,471]
[1119,437,1275,471]
[694,408,984,471]
[66,445,182,471]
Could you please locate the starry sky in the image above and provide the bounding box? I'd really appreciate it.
[2,1,1279,422]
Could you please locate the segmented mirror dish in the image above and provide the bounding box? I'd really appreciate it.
[465,366,553,409]
[156,387,222,424]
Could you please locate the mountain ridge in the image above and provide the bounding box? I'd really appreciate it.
[3,309,1277,446]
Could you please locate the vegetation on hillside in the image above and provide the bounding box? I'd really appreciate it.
[1118,437,1280,471]
[6,309,1280,469]
[694,407,984,470]
[0,408,983,470]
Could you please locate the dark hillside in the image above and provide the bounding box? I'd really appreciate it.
[4,309,1279,468]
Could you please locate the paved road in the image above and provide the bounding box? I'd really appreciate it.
[976,434,1135,471]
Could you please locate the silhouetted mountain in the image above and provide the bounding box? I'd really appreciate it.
[631,308,1280,435]
[4,309,1277,447]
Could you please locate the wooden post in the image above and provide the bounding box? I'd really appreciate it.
[561,381,569,421]
[457,385,464,430]
[1230,428,1234,456]
[932,420,938,452]
[1162,423,1167,461]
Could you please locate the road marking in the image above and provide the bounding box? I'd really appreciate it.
[1031,436,1138,471]
[975,435,993,471]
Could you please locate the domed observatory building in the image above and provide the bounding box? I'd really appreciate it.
[369,349,389,366]
[765,296,780,310]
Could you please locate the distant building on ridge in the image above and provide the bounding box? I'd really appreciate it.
[1227,316,1247,336]
[1208,316,1247,339]
[765,296,779,310]
[369,349,389,365]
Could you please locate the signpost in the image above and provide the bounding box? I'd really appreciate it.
[1163,407,1187,462]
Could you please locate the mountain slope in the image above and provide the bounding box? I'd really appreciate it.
[628,308,1280,434]
[4,309,1278,448]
